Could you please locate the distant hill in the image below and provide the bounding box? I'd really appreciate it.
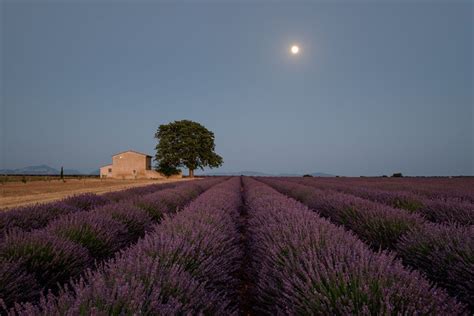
[0,165,59,175]
[0,166,335,177]
[63,169,83,175]
[0,165,86,175]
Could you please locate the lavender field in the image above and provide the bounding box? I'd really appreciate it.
[0,177,472,315]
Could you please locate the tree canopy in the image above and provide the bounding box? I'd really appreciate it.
[154,120,223,177]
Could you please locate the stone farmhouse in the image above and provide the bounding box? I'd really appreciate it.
[100,150,181,179]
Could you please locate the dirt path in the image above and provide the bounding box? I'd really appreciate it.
[0,178,192,210]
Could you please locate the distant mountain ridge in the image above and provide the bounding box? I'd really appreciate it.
[0,165,85,175]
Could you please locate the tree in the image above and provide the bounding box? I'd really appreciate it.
[154,120,223,177]
[60,166,64,180]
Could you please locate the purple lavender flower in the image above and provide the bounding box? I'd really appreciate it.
[0,230,90,306]
[0,202,80,238]
[397,223,474,310]
[0,259,39,309]
[93,201,153,241]
[10,177,242,315]
[243,177,466,315]
[62,193,109,211]
[46,211,128,259]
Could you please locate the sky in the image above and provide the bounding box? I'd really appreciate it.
[1,1,472,176]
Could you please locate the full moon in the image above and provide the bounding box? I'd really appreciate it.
[291,45,300,54]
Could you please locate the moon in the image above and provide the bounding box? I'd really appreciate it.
[291,45,300,55]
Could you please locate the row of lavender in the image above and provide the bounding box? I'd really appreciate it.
[291,177,474,225]
[243,177,466,314]
[260,177,473,310]
[304,177,474,203]
[0,178,224,308]
[4,177,468,314]
[6,177,243,314]
[0,181,181,238]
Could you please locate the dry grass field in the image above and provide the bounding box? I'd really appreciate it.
[0,178,191,209]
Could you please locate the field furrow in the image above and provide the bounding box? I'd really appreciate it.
[0,181,181,238]
[260,177,473,310]
[0,178,225,309]
[291,177,474,225]
[6,177,243,315]
[1,176,472,315]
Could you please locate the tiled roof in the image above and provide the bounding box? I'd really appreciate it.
[112,150,152,158]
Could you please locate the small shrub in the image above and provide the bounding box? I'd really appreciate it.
[0,259,39,308]
[392,172,403,178]
[0,202,80,236]
[0,230,90,290]
[397,223,474,310]
[21,176,27,183]
[46,211,128,259]
[302,174,313,177]
[134,197,168,222]
[94,202,153,241]
[63,193,109,211]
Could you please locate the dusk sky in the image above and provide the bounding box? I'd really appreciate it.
[1,1,472,176]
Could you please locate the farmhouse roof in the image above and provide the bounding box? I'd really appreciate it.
[112,150,153,158]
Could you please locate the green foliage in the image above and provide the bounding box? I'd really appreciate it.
[392,173,403,178]
[157,164,181,177]
[154,120,223,177]
[392,198,423,212]
[302,174,313,177]
[55,224,108,259]
[21,176,27,184]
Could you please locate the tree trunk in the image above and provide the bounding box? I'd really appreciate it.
[189,169,194,178]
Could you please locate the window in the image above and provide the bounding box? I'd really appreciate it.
[108,168,112,173]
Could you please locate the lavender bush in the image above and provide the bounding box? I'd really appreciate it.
[243,177,466,315]
[62,193,109,211]
[0,202,80,239]
[133,181,215,221]
[9,177,242,315]
[1,178,226,310]
[297,178,474,225]
[0,230,90,306]
[46,211,128,259]
[397,223,474,310]
[0,260,39,309]
[261,178,424,249]
[93,201,153,241]
[297,177,474,204]
[263,177,474,310]
[419,198,474,225]
[0,183,179,239]
[101,181,178,202]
